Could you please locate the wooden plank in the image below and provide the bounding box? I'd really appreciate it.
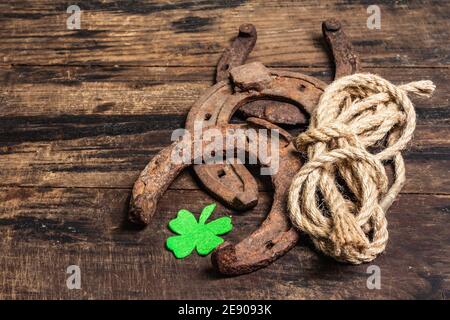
[0,125,448,194]
[0,1,449,67]
[0,186,448,299]
[1,0,448,302]
[0,66,448,193]
[1,66,447,117]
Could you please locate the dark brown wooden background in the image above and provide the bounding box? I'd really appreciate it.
[0,0,449,299]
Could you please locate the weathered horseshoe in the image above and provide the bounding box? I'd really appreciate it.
[191,20,360,212]
[216,23,257,82]
[322,19,361,78]
[129,120,284,224]
[187,68,325,212]
[187,24,259,211]
[209,63,326,275]
[186,68,324,212]
[129,20,361,275]
[186,82,259,210]
[130,62,327,274]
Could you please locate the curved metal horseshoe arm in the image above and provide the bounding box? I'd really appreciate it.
[187,63,326,212]
[129,123,273,225]
[190,19,360,212]
[211,118,302,275]
[185,82,259,211]
[322,19,361,79]
[129,20,358,274]
[130,65,325,274]
[186,24,259,211]
[128,122,300,275]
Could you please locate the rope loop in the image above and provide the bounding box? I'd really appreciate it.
[288,73,435,264]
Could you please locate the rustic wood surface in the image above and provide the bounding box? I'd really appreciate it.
[0,0,449,299]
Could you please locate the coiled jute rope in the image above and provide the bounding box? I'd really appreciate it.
[288,73,435,264]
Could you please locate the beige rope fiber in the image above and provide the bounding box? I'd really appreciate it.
[288,73,435,264]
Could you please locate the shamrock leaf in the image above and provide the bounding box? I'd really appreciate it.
[166,203,233,259]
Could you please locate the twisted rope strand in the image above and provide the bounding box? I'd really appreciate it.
[288,73,435,264]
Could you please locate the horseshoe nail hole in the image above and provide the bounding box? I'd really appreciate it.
[217,169,226,178]
[204,113,212,121]
[210,151,216,157]
[265,240,275,249]
[299,84,307,92]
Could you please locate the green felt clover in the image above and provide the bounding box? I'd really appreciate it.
[166,203,233,259]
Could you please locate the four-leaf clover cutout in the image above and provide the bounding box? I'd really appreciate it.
[166,203,233,259]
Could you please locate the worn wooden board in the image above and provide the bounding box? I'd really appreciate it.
[0,187,448,299]
[0,66,448,116]
[0,66,448,193]
[0,1,449,67]
[0,124,449,194]
[0,0,449,299]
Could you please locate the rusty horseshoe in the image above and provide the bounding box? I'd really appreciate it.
[129,20,361,275]
[190,19,360,214]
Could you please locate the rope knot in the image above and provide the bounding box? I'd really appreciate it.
[294,123,357,152]
[288,73,435,264]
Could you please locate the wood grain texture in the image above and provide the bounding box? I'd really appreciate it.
[0,187,448,299]
[0,0,448,299]
[0,66,448,192]
[0,0,449,67]
[0,66,448,116]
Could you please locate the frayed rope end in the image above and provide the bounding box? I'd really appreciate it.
[402,80,436,98]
